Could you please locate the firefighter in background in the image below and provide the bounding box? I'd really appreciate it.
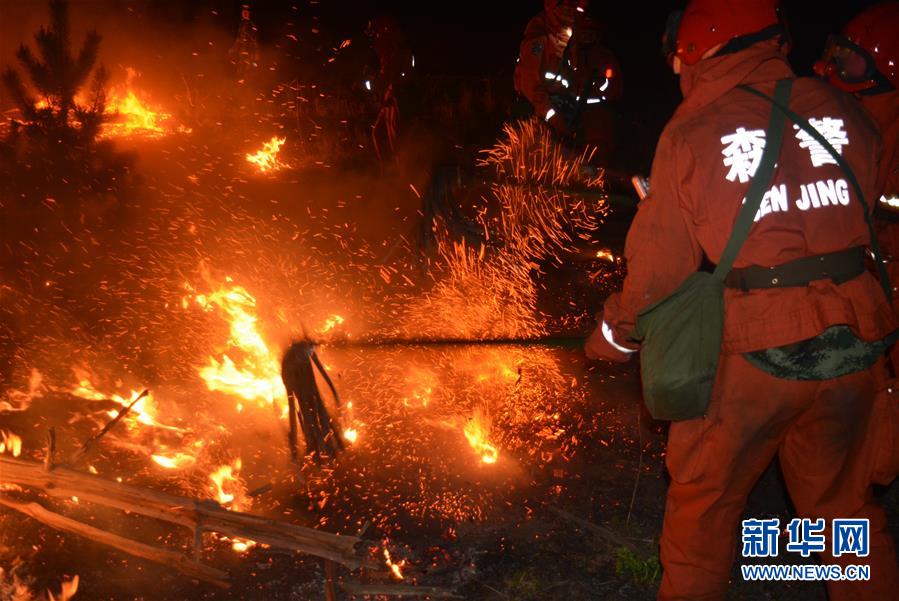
[584,0,899,598]
[815,1,899,487]
[515,0,620,149]
[229,4,260,80]
[565,14,622,161]
[364,16,413,163]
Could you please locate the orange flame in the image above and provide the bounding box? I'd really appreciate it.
[32,67,184,138]
[320,314,345,334]
[0,430,22,457]
[463,410,499,464]
[209,458,247,511]
[100,67,190,138]
[151,452,197,470]
[383,547,406,580]
[193,283,285,408]
[48,575,79,601]
[69,370,180,432]
[595,248,617,262]
[246,136,286,172]
[343,428,358,444]
[208,460,257,552]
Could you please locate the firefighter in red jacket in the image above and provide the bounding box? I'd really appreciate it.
[816,2,899,487]
[514,0,621,145]
[585,0,899,598]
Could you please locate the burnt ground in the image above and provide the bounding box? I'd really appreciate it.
[3,354,897,601]
[0,111,897,601]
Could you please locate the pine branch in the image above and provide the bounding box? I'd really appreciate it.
[15,45,52,98]
[33,28,64,97]
[73,31,101,93]
[1,69,37,119]
[87,64,107,114]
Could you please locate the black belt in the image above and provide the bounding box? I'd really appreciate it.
[725,246,866,291]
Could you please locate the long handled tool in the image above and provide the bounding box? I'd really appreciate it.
[311,334,586,350]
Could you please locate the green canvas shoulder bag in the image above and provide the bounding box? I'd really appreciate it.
[631,78,793,421]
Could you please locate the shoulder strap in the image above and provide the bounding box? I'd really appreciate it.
[713,78,793,280]
[737,83,892,301]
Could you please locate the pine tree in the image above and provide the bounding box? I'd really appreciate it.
[0,0,132,202]
[2,0,107,147]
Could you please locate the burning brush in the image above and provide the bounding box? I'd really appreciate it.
[281,342,344,463]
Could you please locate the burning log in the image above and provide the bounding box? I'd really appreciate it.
[281,342,344,463]
[0,456,372,571]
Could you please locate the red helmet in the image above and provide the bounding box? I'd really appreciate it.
[670,0,784,67]
[814,2,899,94]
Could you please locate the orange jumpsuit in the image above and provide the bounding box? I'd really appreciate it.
[513,3,576,122]
[588,41,899,600]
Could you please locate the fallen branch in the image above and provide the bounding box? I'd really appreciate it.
[0,456,372,569]
[341,582,463,599]
[70,389,149,464]
[0,495,229,588]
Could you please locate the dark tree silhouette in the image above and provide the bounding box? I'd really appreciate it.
[0,0,131,201]
[3,0,107,145]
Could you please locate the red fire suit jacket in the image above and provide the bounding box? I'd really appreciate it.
[514,7,574,120]
[591,42,896,361]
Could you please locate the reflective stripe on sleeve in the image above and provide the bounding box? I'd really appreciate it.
[602,321,637,354]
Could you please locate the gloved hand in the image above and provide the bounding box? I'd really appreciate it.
[584,312,637,363]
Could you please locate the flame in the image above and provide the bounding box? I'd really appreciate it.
[208,459,259,552]
[103,89,168,138]
[246,136,286,172]
[31,67,183,138]
[151,452,197,470]
[230,539,256,553]
[193,283,285,408]
[320,314,345,334]
[101,67,189,138]
[463,410,499,464]
[595,249,616,262]
[383,547,406,580]
[48,575,79,601]
[0,430,22,457]
[69,371,180,432]
[209,458,248,511]
[343,428,358,444]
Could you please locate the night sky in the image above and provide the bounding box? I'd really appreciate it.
[135,0,884,166]
[0,0,886,171]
